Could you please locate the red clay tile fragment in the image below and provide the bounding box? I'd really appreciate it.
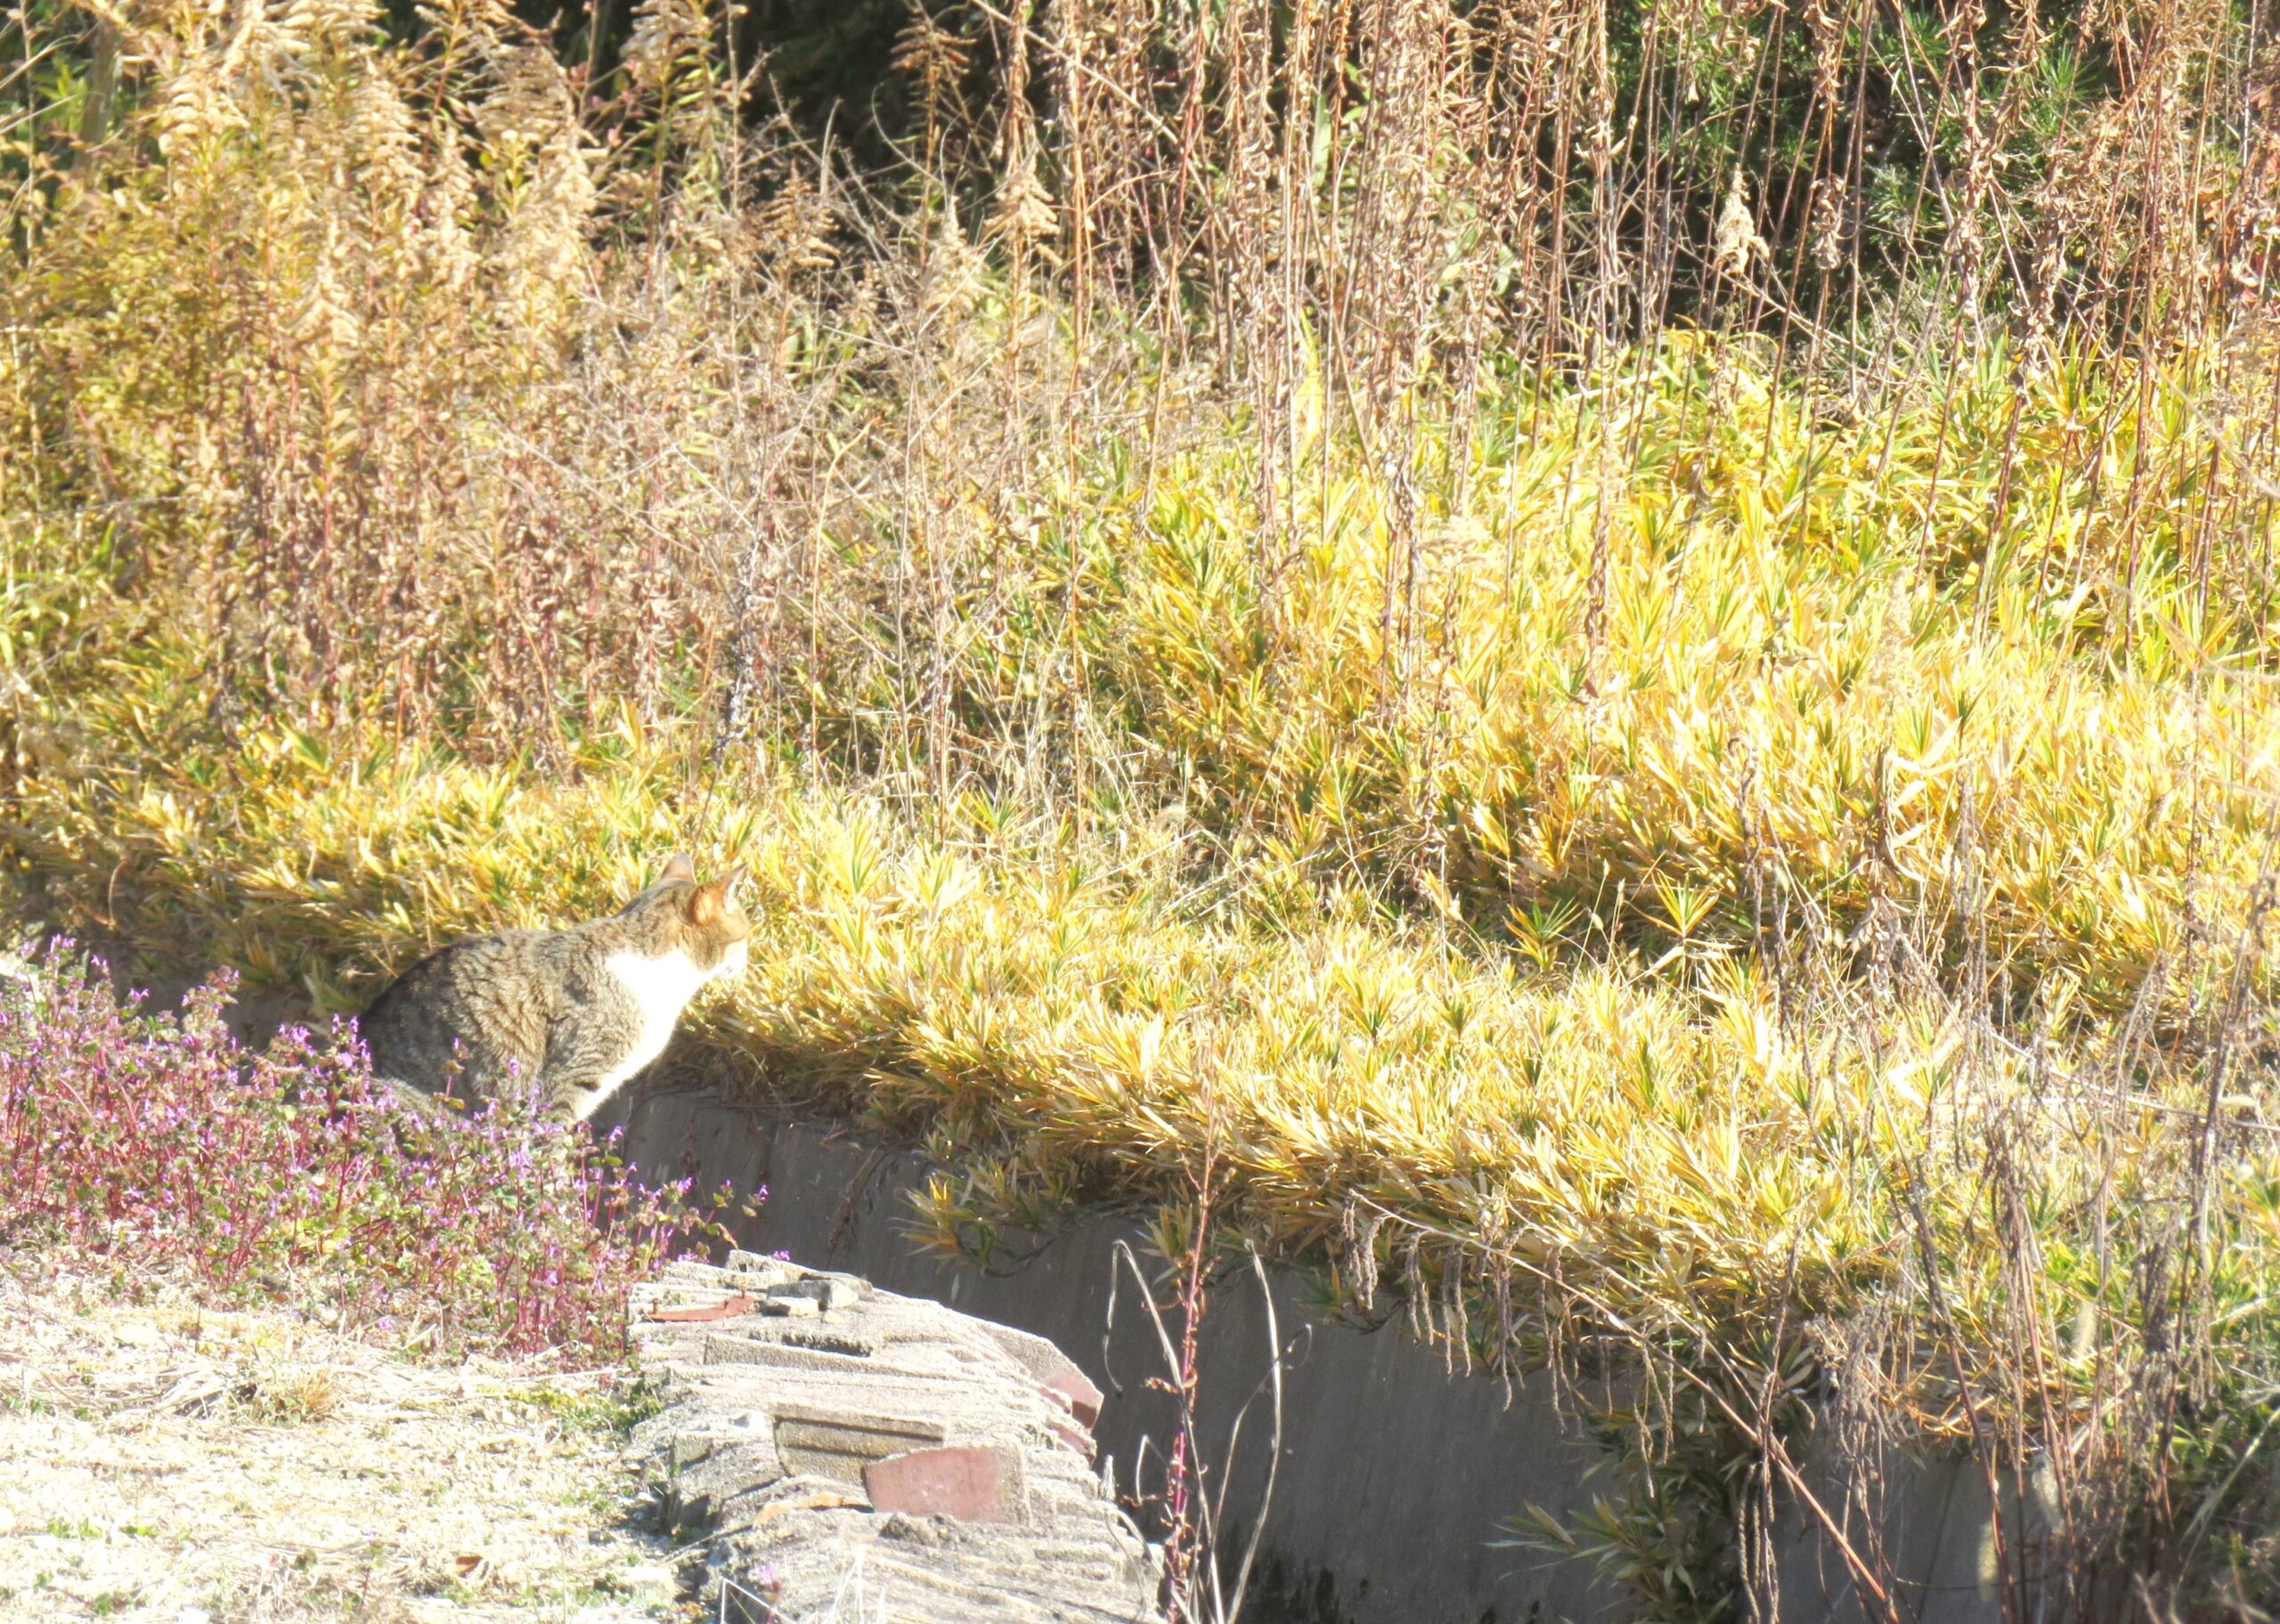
[861,1445,1018,1524]
[1040,1364,1103,1428]
[647,1294,754,1323]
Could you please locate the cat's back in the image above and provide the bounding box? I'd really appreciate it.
[361,926,578,1084]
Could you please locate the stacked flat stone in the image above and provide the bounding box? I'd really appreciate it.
[629,1252,1162,1624]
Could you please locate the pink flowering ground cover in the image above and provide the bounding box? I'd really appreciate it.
[0,949,727,1357]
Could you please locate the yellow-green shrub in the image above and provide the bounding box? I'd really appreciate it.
[13,637,2274,1422]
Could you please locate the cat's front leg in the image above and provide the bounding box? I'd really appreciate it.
[538,1019,629,1126]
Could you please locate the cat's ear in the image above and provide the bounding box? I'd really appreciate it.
[662,853,696,883]
[688,868,744,925]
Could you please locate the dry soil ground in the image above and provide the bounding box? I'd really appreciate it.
[0,1256,698,1623]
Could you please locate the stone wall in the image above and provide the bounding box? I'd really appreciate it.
[630,1251,1160,1622]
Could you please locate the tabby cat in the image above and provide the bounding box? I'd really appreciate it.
[360,855,750,1121]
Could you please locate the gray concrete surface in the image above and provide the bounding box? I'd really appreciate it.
[608,1084,2015,1624]
[613,1087,1637,1624]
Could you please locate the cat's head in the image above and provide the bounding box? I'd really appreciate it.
[621,854,753,978]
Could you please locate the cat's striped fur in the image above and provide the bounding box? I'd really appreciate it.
[360,855,750,1121]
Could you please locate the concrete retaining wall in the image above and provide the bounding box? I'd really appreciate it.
[607,1082,2012,1624]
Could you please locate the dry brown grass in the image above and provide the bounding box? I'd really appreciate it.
[0,1256,680,1622]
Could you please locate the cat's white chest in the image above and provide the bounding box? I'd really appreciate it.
[597,948,711,1100]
